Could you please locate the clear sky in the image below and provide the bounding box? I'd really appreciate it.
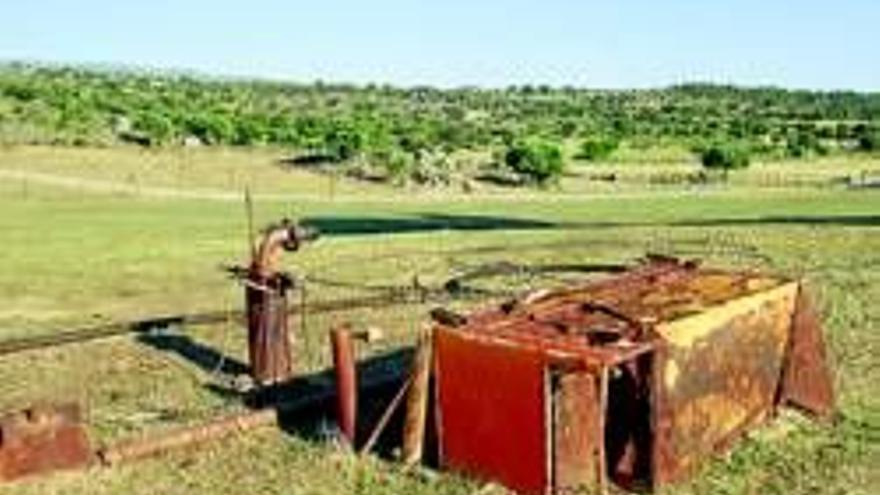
[1,1,877,90]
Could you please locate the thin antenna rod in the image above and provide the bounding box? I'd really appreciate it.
[245,186,256,262]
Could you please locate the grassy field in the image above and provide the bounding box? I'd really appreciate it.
[0,146,877,494]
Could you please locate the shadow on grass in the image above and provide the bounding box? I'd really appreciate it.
[302,213,556,236]
[137,332,249,377]
[301,213,880,238]
[676,215,880,228]
[136,330,413,459]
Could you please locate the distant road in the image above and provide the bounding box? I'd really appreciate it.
[0,168,808,203]
[0,168,261,201]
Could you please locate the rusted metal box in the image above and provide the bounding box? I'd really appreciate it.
[0,403,92,482]
[433,259,833,494]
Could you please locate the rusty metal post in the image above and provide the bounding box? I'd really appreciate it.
[402,328,433,465]
[245,274,292,385]
[241,219,318,386]
[330,326,359,446]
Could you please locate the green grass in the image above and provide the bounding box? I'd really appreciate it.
[0,147,877,494]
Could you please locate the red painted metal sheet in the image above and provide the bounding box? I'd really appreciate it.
[435,328,549,495]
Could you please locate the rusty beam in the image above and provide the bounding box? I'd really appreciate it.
[98,409,277,465]
[402,328,433,466]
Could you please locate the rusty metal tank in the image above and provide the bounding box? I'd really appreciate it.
[432,258,834,494]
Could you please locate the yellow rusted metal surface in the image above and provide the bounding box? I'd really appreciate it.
[653,281,798,480]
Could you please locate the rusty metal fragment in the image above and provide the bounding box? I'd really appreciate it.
[777,286,835,419]
[0,403,91,482]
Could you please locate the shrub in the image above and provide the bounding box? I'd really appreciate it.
[859,133,878,151]
[504,139,565,185]
[856,126,879,152]
[699,142,751,175]
[576,136,619,161]
[379,149,414,184]
[133,111,174,146]
[323,123,363,162]
[233,117,269,146]
[184,113,234,145]
[786,130,826,158]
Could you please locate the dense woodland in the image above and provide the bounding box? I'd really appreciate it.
[1,63,878,184]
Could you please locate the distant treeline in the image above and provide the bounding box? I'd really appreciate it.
[1,62,878,184]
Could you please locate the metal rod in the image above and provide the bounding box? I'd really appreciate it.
[0,292,427,358]
[244,186,256,262]
[360,374,414,456]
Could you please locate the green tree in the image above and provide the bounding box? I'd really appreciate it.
[504,139,565,185]
[233,116,270,146]
[699,142,751,178]
[184,113,234,145]
[576,136,619,161]
[133,111,175,145]
[323,122,363,162]
[856,125,879,151]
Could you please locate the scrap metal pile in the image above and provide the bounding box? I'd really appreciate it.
[0,220,835,494]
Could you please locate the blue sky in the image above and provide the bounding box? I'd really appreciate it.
[1,1,877,90]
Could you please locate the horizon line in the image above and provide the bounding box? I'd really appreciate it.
[2,58,877,95]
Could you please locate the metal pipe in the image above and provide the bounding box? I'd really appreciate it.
[97,409,278,465]
[330,326,358,447]
[329,325,382,448]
